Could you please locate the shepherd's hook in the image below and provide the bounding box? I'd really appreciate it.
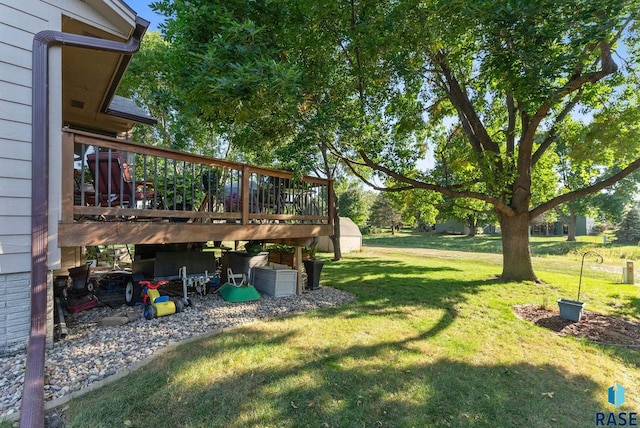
[577,250,604,301]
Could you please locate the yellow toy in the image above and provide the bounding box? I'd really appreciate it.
[140,280,184,319]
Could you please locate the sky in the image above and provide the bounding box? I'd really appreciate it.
[125,0,165,32]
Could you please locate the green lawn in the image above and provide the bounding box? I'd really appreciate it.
[11,236,640,427]
[362,230,640,260]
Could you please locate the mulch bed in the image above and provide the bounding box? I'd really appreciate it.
[513,304,640,350]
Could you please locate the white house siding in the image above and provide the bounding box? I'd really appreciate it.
[0,0,135,352]
[0,2,43,277]
[0,1,49,351]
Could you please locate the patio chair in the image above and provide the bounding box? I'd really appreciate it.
[226,268,247,286]
[86,151,160,209]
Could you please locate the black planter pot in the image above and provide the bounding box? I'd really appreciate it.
[303,259,325,290]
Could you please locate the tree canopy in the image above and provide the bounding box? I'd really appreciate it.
[149,0,640,281]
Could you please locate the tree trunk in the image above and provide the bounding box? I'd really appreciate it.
[330,214,342,261]
[466,215,477,237]
[566,211,577,242]
[499,213,538,282]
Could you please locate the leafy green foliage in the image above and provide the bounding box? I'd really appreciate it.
[369,193,402,231]
[615,207,640,244]
[592,171,640,225]
[553,117,640,237]
[387,188,441,230]
[337,185,375,227]
[117,32,221,153]
[141,0,640,281]
[152,0,303,159]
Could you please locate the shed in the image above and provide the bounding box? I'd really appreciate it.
[318,217,362,253]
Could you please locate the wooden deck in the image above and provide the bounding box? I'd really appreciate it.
[59,130,333,247]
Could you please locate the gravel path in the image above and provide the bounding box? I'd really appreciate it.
[0,286,356,421]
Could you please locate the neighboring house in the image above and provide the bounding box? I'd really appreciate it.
[434,219,469,235]
[530,216,595,236]
[435,216,595,237]
[317,217,362,254]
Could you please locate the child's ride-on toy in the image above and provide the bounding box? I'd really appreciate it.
[140,280,185,320]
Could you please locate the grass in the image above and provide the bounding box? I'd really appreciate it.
[4,235,640,427]
[362,230,640,260]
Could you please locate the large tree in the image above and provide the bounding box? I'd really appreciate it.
[325,0,640,281]
[153,0,640,281]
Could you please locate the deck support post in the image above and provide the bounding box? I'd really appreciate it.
[295,245,303,294]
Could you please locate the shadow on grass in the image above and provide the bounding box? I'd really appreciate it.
[63,254,602,427]
[320,256,476,301]
[610,295,640,320]
[60,251,640,427]
[64,326,608,428]
[316,256,496,339]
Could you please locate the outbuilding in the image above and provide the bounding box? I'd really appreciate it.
[318,217,362,254]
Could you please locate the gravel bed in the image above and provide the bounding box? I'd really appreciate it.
[0,286,356,420]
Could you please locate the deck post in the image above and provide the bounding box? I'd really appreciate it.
[241,165,250,225]
[295,245,303,294]
[61,132,75,223]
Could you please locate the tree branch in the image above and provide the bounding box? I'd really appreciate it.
[342,157,414,192]
[357,149,516,216]
[532,91,582,166]
[520,40,618,157]
[350,0,366,113]
[522,41,619,163]
[530,157,640,219]
[437,126,461,187]
[431,51,499,155]
[437,201,494,216]
[506,93,516,158]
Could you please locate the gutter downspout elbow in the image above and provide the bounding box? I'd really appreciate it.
[22,18,148,428]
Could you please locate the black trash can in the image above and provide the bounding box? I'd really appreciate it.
[303,259,325,290]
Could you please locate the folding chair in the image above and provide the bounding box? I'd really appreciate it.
[227,268,246,286]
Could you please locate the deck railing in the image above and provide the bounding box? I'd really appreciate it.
[61,130,332,227]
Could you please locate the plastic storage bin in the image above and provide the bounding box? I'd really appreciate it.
[252,266,297,297]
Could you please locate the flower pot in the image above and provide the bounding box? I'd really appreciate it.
[303,259,324,290]
[557,298,584,322]
[280,252,295,268]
